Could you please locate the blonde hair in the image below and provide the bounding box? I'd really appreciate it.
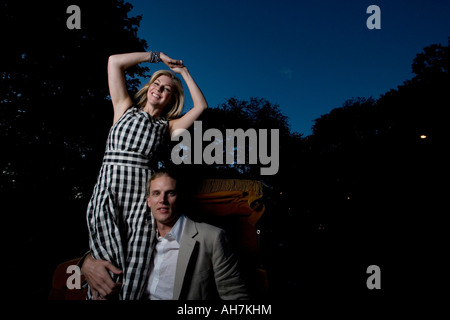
[134,70,184,120]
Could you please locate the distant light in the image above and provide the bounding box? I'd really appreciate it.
[420,135,427,139]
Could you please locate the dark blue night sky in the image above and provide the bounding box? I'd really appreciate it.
[129,0,450,135]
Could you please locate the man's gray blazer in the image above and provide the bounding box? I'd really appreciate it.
[170,216,249,300]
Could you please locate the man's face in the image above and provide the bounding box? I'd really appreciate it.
[147,175,179,227]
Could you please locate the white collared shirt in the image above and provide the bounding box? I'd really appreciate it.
[143,214,186,300]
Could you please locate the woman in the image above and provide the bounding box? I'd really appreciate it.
[86,50,207,300]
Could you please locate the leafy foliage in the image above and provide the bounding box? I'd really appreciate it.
[1,0,149,297]
[1,0,447,298]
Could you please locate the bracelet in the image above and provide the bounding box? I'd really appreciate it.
[148,51,161,63]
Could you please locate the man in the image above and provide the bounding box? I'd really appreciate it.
[81,170,249,300]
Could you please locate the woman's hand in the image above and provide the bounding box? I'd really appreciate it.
[160,52,186,74]
[159,52,184,69]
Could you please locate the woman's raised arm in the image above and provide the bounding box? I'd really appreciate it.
[108,52,151,124]
[108,52,183,124]
[168,66,208,136]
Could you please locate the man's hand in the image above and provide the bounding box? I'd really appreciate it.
[81,254,122,300]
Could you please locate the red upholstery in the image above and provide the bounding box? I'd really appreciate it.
[48,258,87,300]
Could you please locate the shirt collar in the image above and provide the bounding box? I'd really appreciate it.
[151,213,186,243]
[168,214,186,243]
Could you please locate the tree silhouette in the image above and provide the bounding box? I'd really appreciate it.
[162,97,303,185]
[2,0,447,298]
[411,43,448,80]
[1,0,149,298]
[281,42,449,297]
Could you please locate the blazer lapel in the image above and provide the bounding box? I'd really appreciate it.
[173,217,198,300]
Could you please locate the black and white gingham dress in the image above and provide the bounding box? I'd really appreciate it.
[86,106,168,300]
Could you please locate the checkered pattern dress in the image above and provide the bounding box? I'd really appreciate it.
[86,106,168,300]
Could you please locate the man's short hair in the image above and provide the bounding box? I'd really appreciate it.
[145,170,179,197]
